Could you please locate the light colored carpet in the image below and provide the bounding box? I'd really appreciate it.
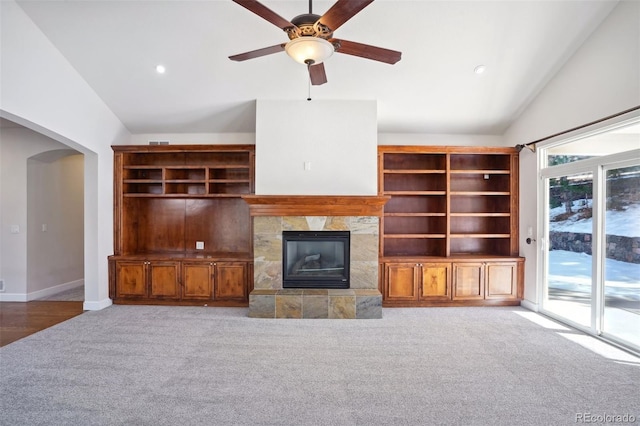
[0,306,638,425]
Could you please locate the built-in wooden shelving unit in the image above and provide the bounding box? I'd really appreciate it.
[378,146,524,307]
[109,145,255,306]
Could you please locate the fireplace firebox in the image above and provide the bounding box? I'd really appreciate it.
[282,231,350,289]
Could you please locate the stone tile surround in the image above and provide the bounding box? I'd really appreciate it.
[250,215,382,319]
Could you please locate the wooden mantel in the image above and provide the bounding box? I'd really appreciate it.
[241,195,390,217]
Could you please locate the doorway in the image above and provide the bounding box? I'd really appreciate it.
[540,120,640,352]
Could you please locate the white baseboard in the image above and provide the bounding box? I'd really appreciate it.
[83,298,112,311]
[0,293,28,302]
[26,279,84,301]
[0,279,84,302]
[520,299,539,312]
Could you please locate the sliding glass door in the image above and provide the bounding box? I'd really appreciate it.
[602,165,640,347]
[545,171,594,328]
[540,120,640,353]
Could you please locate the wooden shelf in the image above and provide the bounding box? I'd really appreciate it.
[378,145,521,266]
[450,234,512,238]
[119,147,253,198]
[450,170,510,174]
[450,191,510,195]
[385,191,447,196]
[111,144,255,305]
[450,213,510,217]
[383,169,446,174]
[385,212,447,217]
[384,234,447,238]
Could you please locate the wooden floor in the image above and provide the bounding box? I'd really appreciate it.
[0,301,85,347]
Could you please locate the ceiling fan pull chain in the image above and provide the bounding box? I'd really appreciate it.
[307,70,312,101]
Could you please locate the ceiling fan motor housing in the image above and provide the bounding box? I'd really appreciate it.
[286,14,333,40]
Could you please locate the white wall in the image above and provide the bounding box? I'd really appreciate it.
[256,100,377,195]
[129,133,255,145]
[503,0,640,309]
[27,153,84,298]
[129,132,506,147]
[0,128,80,299]
[0,0,131,309]
[379,133,504,146]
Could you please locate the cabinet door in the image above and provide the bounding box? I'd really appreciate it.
[214,262,248,300]
[452,263,484,300]
[485,262,518,299]
[148,261,180,299]
[420,263,451,300]
[384,263,419,301]
[183,261,214,299]
[115,261,147,298]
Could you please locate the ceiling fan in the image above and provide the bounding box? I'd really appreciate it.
[229,0,402,85]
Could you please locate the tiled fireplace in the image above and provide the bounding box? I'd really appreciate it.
[242,196,389,319]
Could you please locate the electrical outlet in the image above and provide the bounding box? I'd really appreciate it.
[10,225,19,234]
[0,280,5,292]
[196,241,205,250]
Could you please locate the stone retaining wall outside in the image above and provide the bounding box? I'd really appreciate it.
[550,232,640,264]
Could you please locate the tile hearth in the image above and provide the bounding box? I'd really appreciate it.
[249,289,382,319]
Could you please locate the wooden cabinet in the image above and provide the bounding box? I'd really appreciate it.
[452,262,484,300]
[485,262,520,300]
[110,257,250,304]
[379,146,524,307]
[422,262,452,300]
[109,145,254,306]
[214,262,248,300]
[382,258,522,306]
[181,260,249,301]
[114,260,147,299]
[182,261,214,299]
[113,259,180,300]
[452,261,520,301]
[383,262,451,303]
[384,263,420,301]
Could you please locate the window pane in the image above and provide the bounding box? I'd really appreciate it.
[547,123,640,166]
[545,172,594,327]
[602,165,640,348]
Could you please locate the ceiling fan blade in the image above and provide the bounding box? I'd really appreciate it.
[331,39,402,64]
[229,43,286,61]
[232,0,296,30]
[309,63,328,85]
[318,0,374,31]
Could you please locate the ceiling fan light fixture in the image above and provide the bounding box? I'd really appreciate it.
[285,37,334,65]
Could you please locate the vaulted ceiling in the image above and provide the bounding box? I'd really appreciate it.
[15,0,618,135]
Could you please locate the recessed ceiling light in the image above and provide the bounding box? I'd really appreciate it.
[474,65,486,75]
[156,65,166,74]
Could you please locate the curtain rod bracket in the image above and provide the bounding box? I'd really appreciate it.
[515,144,536,153]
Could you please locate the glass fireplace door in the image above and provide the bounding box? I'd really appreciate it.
[282,231,350,289]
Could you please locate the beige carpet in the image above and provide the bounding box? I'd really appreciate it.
[1,305,638,425]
